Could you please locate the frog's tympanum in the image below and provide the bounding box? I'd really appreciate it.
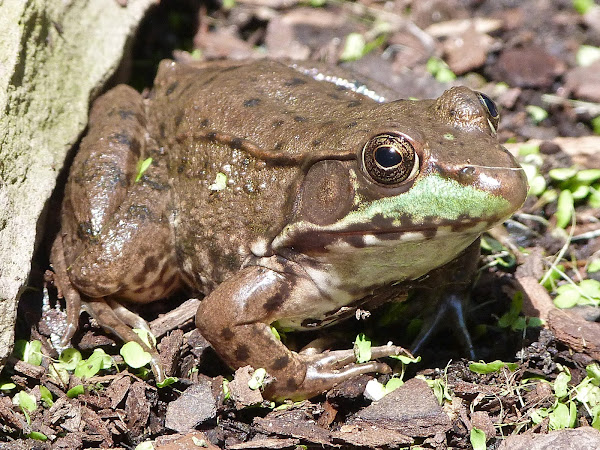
[51,59,527,400]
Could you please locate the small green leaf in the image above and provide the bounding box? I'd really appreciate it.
[518,143,540,156]
[270,326,281,341]
[74,354,102,379]
[248,368,267,390]
[28,431,48,441]
[470,427,487,450]
[592,116,600,135]
[589,186,600,208]
[66,384,85,398]
[39,385,53,407]
[426,57,456,83]
[157,376,178,388]
[340,33,366,62]
[354,333,372,364]
[222,379,231,400]
[555,189,574,228]
[15,391,37,412]
[553,285,581,309]
[549,402,571,430]
[526,105,548,124]
[575,169,600,184]
[135,157,153,182]
[59,348,82,371]
[14,340,43,366]
[592,404,600,430]
[573,0,595,14]
[469,360,518,374]
[579,279,600,300]
[587,364,600,386]
[385,377,404,394]
[588,259,600,273]
[554,371,571,398]
[390,354,421,364]
[549,167,578,181]
[120,342,153,369]
[135,441,155,450]
[208,172,227,191]
[0,382,16,391]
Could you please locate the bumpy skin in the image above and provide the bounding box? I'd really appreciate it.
[51,59,528,400]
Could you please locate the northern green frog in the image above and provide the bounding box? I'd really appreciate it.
[51,59,527,400]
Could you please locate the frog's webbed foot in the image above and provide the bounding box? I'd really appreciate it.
[297,344,408,395]
[411,291,475,360]
[82,298,166,382]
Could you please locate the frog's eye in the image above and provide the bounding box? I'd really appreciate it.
[362,133,419,185]
[477,92,500,133]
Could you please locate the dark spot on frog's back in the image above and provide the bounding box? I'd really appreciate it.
[346,121,358,129]
[312,139,322,147]
[175,112,184,127]
[230,137,243,150]
[200,118,209,128]
[165,81,179,96]
[284,77,306,87]
[234,345,250,361]
[294,116,307,123]
[271,355,290,370]
[243,98,261,107]
[143,256,159,273]
[118,109,136,120]
[272,119,284,128]
[263,282,289,312]
[347,100,361,108]
[220,327,235,341]
[110,132,133,146]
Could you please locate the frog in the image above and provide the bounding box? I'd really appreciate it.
[51,58,528,401]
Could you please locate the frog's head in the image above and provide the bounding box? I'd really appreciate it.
[272,87,528,258]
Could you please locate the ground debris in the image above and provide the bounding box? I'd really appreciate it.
[351,378,451,438]
[498,427,600,450]
[154,430,220,449]
[164,378,217,432]
[548,309,600,360]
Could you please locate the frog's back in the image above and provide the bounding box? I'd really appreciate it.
[147,60,378,292]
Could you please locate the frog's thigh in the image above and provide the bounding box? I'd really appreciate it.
[61,85,149,263]
[68,195,177,301]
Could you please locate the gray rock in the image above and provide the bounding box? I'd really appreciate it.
[0,0,154,371]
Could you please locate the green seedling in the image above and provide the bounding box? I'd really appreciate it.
[354,333,372,363]
[526,105,548,124]
[135,157,153,182]
[470,427,486,450]
[469,360,518,374]
[120,341,153,369]
[426,57,456,83]
[248,368,267,390]
[14,339,43,366]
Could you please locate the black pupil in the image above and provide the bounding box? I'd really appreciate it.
[479,93,498,118]
[374,145,403,168]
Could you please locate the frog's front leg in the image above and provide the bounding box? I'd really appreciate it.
[196,266,405,401]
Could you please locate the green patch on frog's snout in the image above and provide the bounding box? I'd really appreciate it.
[339,173,514,232]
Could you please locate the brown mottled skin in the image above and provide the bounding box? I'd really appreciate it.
[51,59,527,400]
